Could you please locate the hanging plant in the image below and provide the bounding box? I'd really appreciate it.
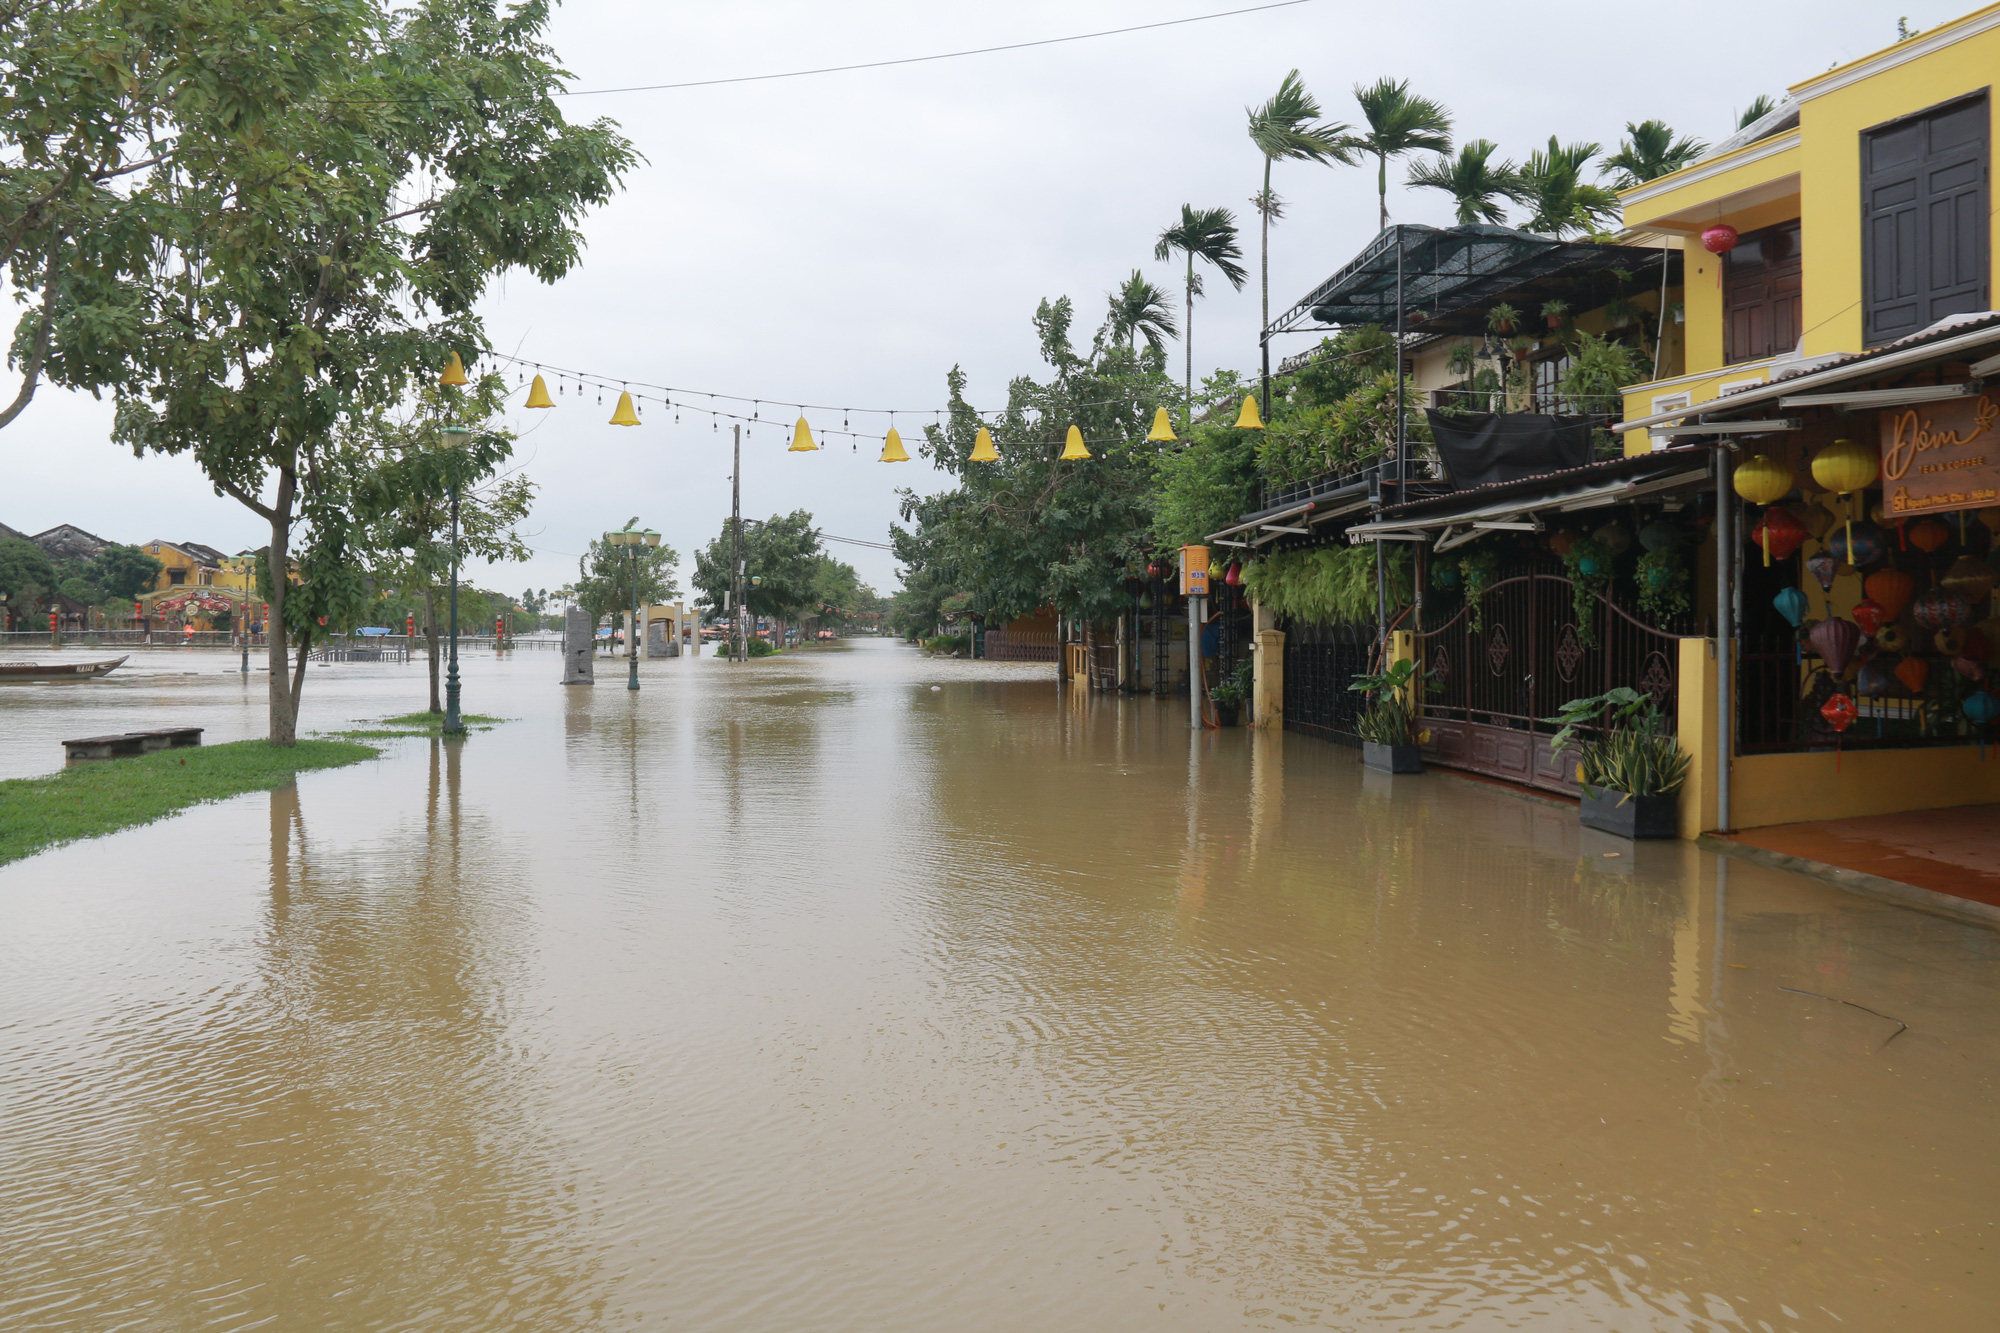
[1462,547,1501,633]
[1540,298,1570,330]
[1633,546,1689,623]
[1486,302,1521,336]
[1563,535,1614,646]
[1430,552,1462,590]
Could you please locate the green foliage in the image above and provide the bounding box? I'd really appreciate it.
[1603,120,1706,188]
[1345,77,1453,228]
[1208,658,1253,708]
[1406,139,1519,225]
[1103,269,1177,357]
[1560,332,1649,411]
[1561,536,1613,646]
[1735,94,1780,130]
[712,637,776,658]
[0,738,378,866]
[1259,372,1430,485]
[1545,687,1689,798]
[1289,325,1394,406]
[576,532,682,626]
[1151,422,1259,549]
[690,510,817,621]
[0,537,56,616]
[87,544,164,600]
[1515,138,1622,237]
[1462,547,1501,633]
[1348,657,1432,745]
[1634,547,1689,622]
[1240,544,1411,626]
[923,634,970,655]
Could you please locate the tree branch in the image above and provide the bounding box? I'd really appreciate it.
[0,244,61,431]
[213,473,277,522]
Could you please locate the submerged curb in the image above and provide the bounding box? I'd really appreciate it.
[1698,833,2000,933]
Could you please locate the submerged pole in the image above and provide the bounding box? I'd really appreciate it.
[1713,445,1732,833]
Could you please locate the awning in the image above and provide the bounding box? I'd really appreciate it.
[1345,449,1713,548]
[1207,479,1374,547]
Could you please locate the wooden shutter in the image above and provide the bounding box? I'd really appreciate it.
[1724,221,1802,363]
[1863,93,1989,348]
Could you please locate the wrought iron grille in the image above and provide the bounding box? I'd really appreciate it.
[1281,617,1375,745]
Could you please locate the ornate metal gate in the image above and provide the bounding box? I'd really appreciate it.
[1282,617,1375,745]
[1415,571,1686,795]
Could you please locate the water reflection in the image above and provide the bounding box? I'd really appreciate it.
[1,642,1996,1330]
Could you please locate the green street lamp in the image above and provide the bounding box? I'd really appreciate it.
[440,423,473,735]
[605,524,661,691]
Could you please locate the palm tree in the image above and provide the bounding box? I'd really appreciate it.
[1406,139,1518,225]
[1154,205,1247,425]
[1602,120,1706,188]
[1345,77,1453,231]
[1247,70,1350,404]
[1104,270,1178,355]
[1514,138,1622,238]
[1735,94,1780,130]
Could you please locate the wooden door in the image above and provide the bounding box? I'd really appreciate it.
[1725,220,1803,363]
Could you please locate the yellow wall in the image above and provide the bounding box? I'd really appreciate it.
[144,541,211,590]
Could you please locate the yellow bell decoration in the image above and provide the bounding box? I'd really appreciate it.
[608,390,640,426]
[968,426,999,462]
[523,374,554,409]
[1060,424,1091,460]
[1810,437,1879,559]
[1234,394,1264,430]
[789,417,817,452]
[879,427,909,462]
[440,350,469,387]
[1146,407,1178,443]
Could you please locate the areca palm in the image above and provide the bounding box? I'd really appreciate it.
[1247,70,1350,400]
[1105,269,1178,355]
[1406,139,1519,225]
[1602,120,1706,188]
[1514,138,1623,238]
[1154,205,1247,425]
[1345,77,1453,231]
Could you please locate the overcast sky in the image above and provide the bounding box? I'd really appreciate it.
[0,0,1963,599]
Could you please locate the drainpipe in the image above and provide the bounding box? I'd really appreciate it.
[1713,445,1733,833]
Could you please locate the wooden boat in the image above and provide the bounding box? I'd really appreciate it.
[0,655,128,681]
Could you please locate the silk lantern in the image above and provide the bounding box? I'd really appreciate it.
[1830,523,1884,569]
[1907,517,1951,554]
[1733,456,1792,562]
[1863,567,1914,621]
[1913,587,1970,632]
[1894,656,1930,696]
[1773,587,1809,628]
[1875,623,1909,653]
[1748,508,1806,566]
[1806,550,1837,592]
[1851,598,1888,636]
[1638,520,1681,553]
[1856,658,1897,699]
[1809,617,1864,677]
[1965,690,2000,726]
[1811,438,1879,560]
[1940,555,1996,606]
[1821,692,1858,731]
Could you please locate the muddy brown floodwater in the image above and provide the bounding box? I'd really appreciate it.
[2,639,1997,1330]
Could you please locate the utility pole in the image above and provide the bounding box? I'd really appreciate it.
[730,423,745,663]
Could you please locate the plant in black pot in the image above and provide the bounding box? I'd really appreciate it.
[1209,659,1251,726]
[1350,657,1430,773]
[1546,686,1690,839]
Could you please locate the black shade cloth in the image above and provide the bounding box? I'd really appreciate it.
[1423,411,1595,491]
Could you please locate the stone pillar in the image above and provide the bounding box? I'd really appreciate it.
[562,605,594,685]
[1253,628,1285,729]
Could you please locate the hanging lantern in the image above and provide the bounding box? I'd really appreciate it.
[1820,692,1857,731]
[968,426,999,462]
[524,374,554,409]
[1060,425,1091,460]
[1146,408,1178,443]
[1830,522,1884,569]
[440,350,469,387]
[1733,454,1791,563]
[1810,438,1879,560]
[1223,561,1242,588]
[1797,502,1835,542]
[1875,623,1909,653]
[1747,508,1805,565]
[1906,517,1952,554]
[788,417,818,452]
[1700,224,1739,256]
[1894,655,1930,696]
[1638,519,1681,553]
[1863,567,1915,621]
[1547,530,1576,558]
[1913,586,1971,631]
[1953,656,1986,682]
[1234,395,1264,430]
[1593,522,1633,555]
[1857,658,1897,699]
[1965,690,2000,726]
[1805,550,1837,592]
[1850,597,1888,636]
[1939,554,1996,605]
[1809,617,1864,676]
[1961,627,1993,664]
[880,427,910,462]
[1773,586,1809,628]
[1935,628,1966,656]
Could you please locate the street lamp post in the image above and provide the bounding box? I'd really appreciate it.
[440,424,472,736]
[605,524,661,691]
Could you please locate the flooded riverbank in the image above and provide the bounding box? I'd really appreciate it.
[2,640,1995,1329]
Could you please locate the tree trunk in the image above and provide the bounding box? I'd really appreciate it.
[1184,254,1195,429]
[425,585,441,713]
[265,470,298,746]
[1378,153,1389,231]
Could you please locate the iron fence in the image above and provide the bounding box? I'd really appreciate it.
[980,630,1056,662]
[1737,631,1987,753]
[1281,617,1375,745]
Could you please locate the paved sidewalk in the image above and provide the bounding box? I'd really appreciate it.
[1714,802,2000,921]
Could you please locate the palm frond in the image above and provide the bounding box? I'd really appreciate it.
[1247,68,1353,166]
[1406,138,1516,225]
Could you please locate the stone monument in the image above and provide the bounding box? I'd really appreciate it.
[562,605,594,684]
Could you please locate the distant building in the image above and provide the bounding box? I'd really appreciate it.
[142,539,228,590]
[0,520,23,543]
[33,524,110,563]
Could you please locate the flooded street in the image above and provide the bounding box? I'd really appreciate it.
[2,639,1996,1330]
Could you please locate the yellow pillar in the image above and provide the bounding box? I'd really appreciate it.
[1249,596,1284,729]
[1676,637,1720,838]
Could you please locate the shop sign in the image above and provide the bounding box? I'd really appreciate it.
[1880,393,2000,514]
[1179,544,1209,597]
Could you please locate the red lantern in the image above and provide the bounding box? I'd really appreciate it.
[1894,656,1930,696]
[1907,517,1951,554]
[1223,561,1242,588]
[1701,224,1739,255]
[1747,508,1806,565]
[1850,598,1888,636]
[1821,693,1857,731]
[1863,567,1914,621]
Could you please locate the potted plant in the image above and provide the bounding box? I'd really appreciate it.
[1546,687,1690,839]
[1540,298,1570,330]
[1486,302,1521,336]
[1209,659,1251,726]
[1349,657,1428,773]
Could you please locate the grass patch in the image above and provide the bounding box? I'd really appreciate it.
[314,712,505,741]
[0,739,380,867]
[376,711,504,730]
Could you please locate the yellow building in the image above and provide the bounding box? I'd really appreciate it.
[142,539,230,591]
[1617,5,1999,443]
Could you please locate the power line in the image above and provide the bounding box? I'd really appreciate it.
[557,2,1318,98]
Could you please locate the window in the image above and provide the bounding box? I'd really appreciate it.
[167,568,186,586]
[1862,92,1989,347]
[1725,220,1802,363]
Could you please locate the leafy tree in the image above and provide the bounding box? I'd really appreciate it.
[1103,269,1177,356]
[87,542,163,600]
[690,510,819,643]
[1153,205,1246,428]
[1246,70,1349,396]
[1407,139,1519,225]
[74,0,634,744]
[1150,421,1259,549]
[0,536,56,624]
[576,532,682,630]
[1602,120,1705,188]
[1344,77,1453,230]
[1514,138,1622,238]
